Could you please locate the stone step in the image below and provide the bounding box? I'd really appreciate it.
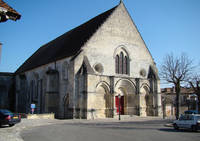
[114,115,139,119]
[27,113,55,119]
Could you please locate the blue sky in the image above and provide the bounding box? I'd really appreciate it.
[0,0,200,86]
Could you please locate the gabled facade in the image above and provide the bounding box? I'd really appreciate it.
[15,2,162,119]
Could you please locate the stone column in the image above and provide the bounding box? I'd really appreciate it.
[156,80,162,116]
[139,94,147,117]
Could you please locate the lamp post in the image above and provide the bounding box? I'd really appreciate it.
[162,97,166,119]
[194,95,199,112]
[197,98,199,112]
[118,94,121,120]
[191,94,198,112]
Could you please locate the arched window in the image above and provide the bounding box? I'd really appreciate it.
[120,52,124,74]
[115,51,129,75]
[124,56,128,74]
[115,55,119,74]
[62,62,69,80]
[46,69,59,93]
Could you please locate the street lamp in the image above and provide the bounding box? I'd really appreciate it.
[191,94,198,112]
[118,94,121,120]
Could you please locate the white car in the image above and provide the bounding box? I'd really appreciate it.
[173,114,200,131]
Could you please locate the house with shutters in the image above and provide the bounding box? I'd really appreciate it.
[15,1,162,119]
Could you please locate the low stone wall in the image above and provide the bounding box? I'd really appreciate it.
[27,113,55,119]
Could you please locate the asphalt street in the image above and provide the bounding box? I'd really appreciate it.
[21,120,200,141]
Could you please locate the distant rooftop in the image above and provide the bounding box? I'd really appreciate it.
[0,0,21,22]
[161,87,194,94]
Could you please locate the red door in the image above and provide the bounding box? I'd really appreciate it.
[115,96,124,115]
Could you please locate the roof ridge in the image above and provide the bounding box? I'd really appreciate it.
[40,5,118,50]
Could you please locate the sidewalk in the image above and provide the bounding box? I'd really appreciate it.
[0,116,172,141]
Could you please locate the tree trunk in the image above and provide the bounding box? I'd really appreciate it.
[175,81,180,119]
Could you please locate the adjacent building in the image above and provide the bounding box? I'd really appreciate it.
[0,1,21,112]
[0,0,21,22]
[0,72,15,111]
[161,87,197,118]
[14,1,162,119]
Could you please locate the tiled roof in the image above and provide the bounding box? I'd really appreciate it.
[0,0,18,14]
[16,5,118,74]
[0,0,21,21]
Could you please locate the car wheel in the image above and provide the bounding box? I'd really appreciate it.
[173,124,179,130]
[9,124,14,127]
[191,125,197,132]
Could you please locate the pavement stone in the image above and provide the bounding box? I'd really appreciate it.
[0,116,173,141]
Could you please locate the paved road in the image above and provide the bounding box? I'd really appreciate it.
[0,119,64,141]
[21,120,200,141]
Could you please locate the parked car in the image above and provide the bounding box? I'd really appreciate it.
[173,114,200,131]
[184,110,199,114]
[0,109,21,127]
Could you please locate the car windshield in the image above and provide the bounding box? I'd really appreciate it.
[0,109,13,114]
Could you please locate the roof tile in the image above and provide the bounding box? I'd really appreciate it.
[0,0,18,14]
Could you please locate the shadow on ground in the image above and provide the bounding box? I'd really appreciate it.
[159,128,200,133]
[57,119,173,131]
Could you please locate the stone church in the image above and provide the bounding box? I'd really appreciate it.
[15,1,162,119]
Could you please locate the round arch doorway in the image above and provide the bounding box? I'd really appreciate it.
[96,83,113,118]
[115,79,136,115]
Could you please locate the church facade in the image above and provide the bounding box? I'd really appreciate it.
[15,2,162,119]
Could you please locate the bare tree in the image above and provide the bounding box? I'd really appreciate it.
[188,73,200,112]
[160,53,193,119]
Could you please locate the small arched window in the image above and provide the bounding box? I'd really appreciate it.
[119,52,124,74]
[115,55,119,74]
[124,56,128,74]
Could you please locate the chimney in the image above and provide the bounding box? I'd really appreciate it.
[0,43,2,63]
